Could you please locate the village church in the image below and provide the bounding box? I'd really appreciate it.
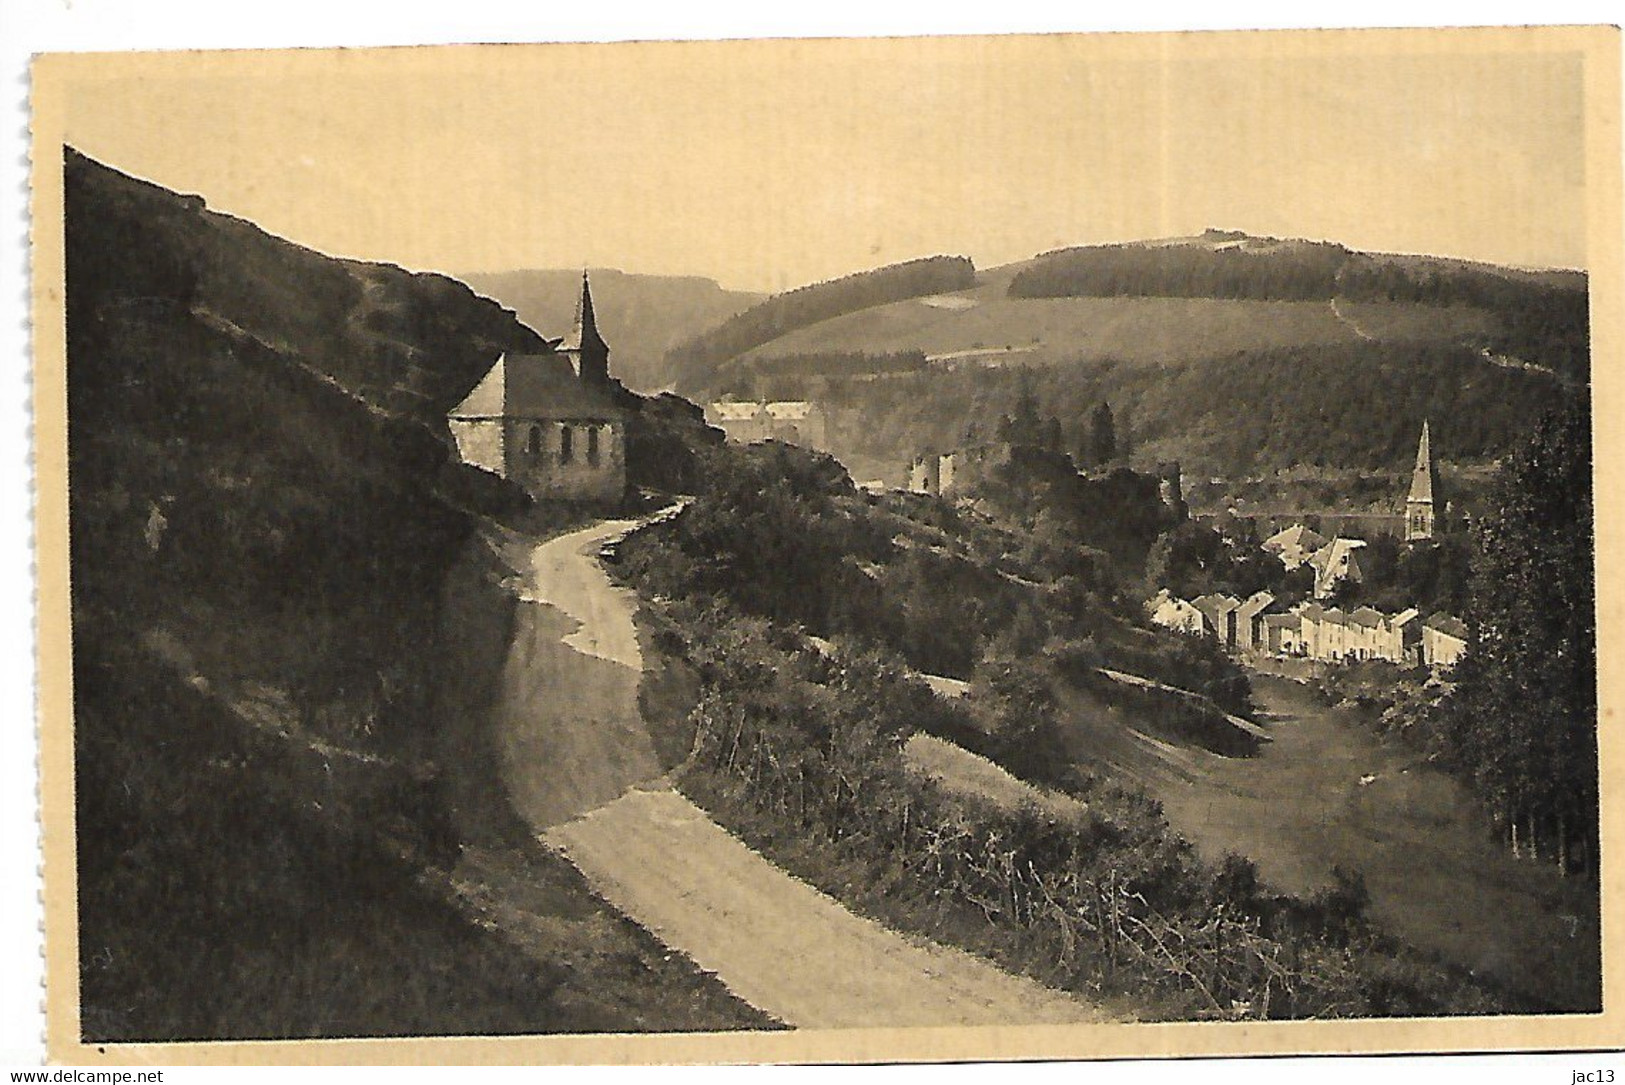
[448,274,627,503]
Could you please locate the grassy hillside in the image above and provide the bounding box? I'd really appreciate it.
[611,440,1527,1019]
[666,255,976,394]
[688,233,1585,483]
[734,293,1498,370]
[461,267,761,393]
[64,147,764,1040]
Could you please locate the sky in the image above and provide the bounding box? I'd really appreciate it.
[54,32,1588,293]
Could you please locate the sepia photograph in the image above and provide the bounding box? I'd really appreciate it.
[28,23,1623,1064]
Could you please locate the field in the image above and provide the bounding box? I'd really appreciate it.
[736,288,1500,371]
[1140,677,1600,1012]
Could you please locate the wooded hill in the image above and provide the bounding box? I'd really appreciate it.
[664,255,976,394]
[1009,231,1588,383]
[670,232,1585,483]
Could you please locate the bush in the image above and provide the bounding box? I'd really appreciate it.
[654,605,1499,1020]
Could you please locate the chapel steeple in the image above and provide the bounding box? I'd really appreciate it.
[558,270,610,385]
[1406,419,1442,541]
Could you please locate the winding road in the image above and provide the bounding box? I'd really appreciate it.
[495,518,667,828]
[501,513,1102,1028]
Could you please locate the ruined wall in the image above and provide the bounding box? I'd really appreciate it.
[907,455,940,495]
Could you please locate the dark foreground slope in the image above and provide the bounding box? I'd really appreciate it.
[64,148,762,1041]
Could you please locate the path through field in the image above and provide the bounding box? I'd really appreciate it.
[500,512,1101,1027]
[1145,676,1600,1010]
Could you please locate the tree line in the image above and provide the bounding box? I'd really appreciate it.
[1007,240,1588,380]
[1405,401,1597,875]
[666,255,975,392]
[1009,239,1352,302]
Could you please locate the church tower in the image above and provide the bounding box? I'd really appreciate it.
[557,271,610,385]
[1406,419,1442,541]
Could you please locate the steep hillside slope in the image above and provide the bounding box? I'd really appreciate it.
[64,147,761,1040]
[462,267,761,393]
[817,342,1568,486]
[69,151,558,428]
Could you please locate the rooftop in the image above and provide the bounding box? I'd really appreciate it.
[1349,606,1386,628]
[1263,523,1328,552]
[449,352,621,421]
[1426,613,1470,639]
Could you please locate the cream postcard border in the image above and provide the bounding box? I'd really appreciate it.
[28,23,1625,1065]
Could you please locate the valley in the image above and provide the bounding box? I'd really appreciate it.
[63,146,1597,1040]
[1141,677,1599,1012]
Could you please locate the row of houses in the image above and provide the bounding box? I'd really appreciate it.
[1269,604,1469,669]
[1149,588,1469,670]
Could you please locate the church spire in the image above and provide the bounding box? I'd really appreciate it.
[558,270,610,384]
[1406,419,1442,541]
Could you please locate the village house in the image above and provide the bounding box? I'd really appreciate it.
[1316,607,1349,659]
[1286,603,1322,657]
[1375,608,1422,664]
[448,273,626,504]
[1423,613,1470,670]
[1261,523,1329,570]
[1264,612,1302,655]
[1347,606,1384,660]
[1192,593,1243,650]
[1308,537,1367,599]
[706,398,828,450]
[1148,590,1206,636]
[1234,590,1277,652]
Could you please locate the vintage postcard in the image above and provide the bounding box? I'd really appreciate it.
[29,24,1623,1064]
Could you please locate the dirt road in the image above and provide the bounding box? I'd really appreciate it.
[496,518,667,830]
[545,786,1102,1029]
[508,512,1100,1028]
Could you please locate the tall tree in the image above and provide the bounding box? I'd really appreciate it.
[1087,401,1117,467]
[1042,416,1064,454]
[1438,400,1595,871]
[1005,371,1045,447]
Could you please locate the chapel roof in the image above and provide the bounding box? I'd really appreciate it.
[449,352,622,421]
